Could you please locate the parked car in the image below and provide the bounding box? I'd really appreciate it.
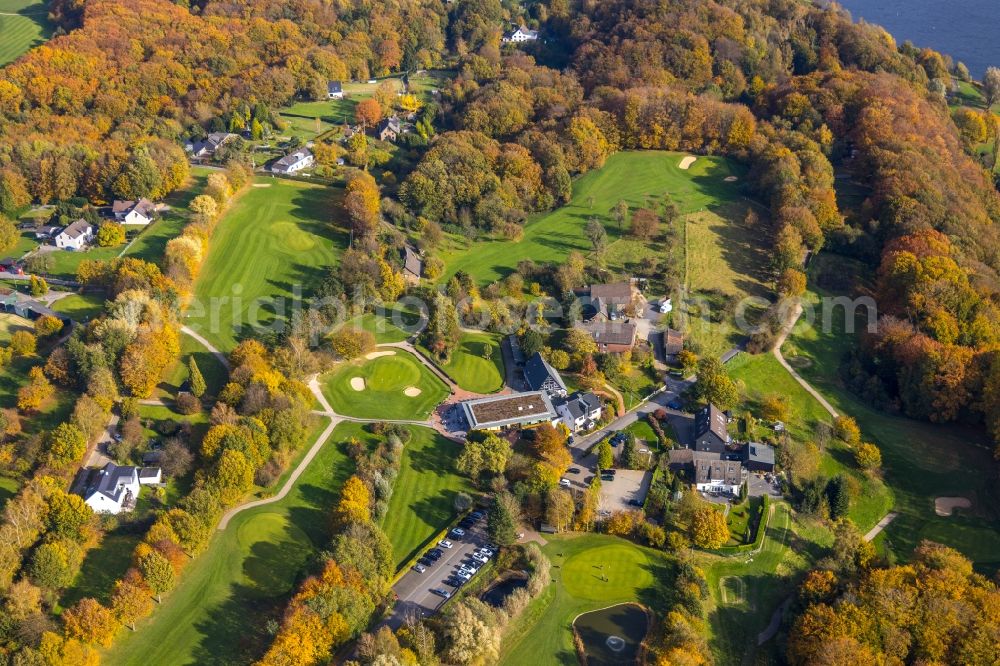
[627,499,643,507]
[559,478,571,488]
[455,571,472,581]
[450,527,466,538]
[668,369,684,378]
[470,511,484,519]
[568,467,581,474]
[476,547,494,557]
[427,548,443,559]
[472,553,488,564]
[459,518,475,529]
[430,588,451,599]
[438,539,453,549]
[413,563,427,573]
[667,398,683,410]
[444,577,463,587]
[418,557,433,567]
[485,543,498,552]
[601,473,615,482]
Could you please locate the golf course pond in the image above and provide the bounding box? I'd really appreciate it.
[480,574,528,607]
[573,603,650,665]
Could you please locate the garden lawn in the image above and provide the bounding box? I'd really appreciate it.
[0,230,39,261]
[781,252,1000,568]
[500,534,678,665]
[727,351,892,531]
[0,0,51,65]
[425,330,504,394]
[346,302,425,343]
[186,177,348,352]
[123,167,214,262]
[0,312,32,342]
[278,100,349,140]
[321,349,448,420]
[380,426,472,569]
[0,475,17,511]
[102,418,351,666]
[154,332,229,401]
[50,293,106,322]
[440,151,747,288]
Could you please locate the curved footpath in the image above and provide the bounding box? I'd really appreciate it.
[771,301,838,419]
[180,325,231,370]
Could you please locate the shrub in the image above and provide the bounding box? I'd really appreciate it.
[175,392,201,415]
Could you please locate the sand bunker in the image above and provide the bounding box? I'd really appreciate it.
[251,183,272,188]
[365,350,396,359]
[724,176,738,182]
[934,496,971,516]
[350,377,366,391]
[404,386,422,397]
[678,156,697,170]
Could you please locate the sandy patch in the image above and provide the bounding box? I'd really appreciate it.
[934,496,971,516]
[365,350,396,360]
[251,183,272,188]
[350,377,366,391]
[678,155,697,170]
[403,386,422,397]
[724,176,738,182]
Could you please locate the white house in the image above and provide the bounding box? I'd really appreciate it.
[327,81,343,99]
[271,149,314,174]
[54,219,94,250]
[112,198,156,226]
[555,392,602,432]
[81,463,162,514]
[502,25,539,43]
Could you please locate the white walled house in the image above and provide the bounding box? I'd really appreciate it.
[80,463,162,514]
[271,149,314,174]
[327,81,344,99]
[112,198,156,225]
[555,392,602,432]
[54,219,94,250]
[502,25,539,43]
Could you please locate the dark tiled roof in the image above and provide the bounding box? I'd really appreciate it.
[402,245,422,277]
[83,463,137,503]
[59,219,92,239]
[695,403,729,443]
[583,321,637,347]
[524,352,567,394]
[589,282,632,303]
[327,80,343,94]
[744,442,775,466]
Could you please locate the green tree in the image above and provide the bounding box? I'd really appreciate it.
[187,357,206,398]
[139,550,174,602]
[597,439,614,469]
[487,491,521,546]
[250,118,264,140]
[29,540,77,590]
[29,274,48,296]
[585,217,607,254]
[47,422,88,468]
[695,357,739,409]
[45,489,93,541]
[826,476,850,520]
[621,434,639,469]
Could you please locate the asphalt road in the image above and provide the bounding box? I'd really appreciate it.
[386,519,491,629]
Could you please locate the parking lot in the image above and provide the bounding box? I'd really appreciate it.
[598,469,652,513]
[386,516,493,629]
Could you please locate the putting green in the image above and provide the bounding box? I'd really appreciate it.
[561,544,653,601]
[322,350,449,420]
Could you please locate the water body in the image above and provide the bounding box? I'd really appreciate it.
[480,575,527,607]
[573,604,650,665]
[832,0,1000,78]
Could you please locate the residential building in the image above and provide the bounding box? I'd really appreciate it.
[555,392,602,432]
[376,116,403,142]
[663,328,684,358]
[667,449,745,495]
[502,24,539,43]
[401,245,423,284]
[185,132,236,157]
[461,392,558,431]
[581,320,637,353]
[54,219,94,250]
[271,148,314,174]
[742,442,776,473]
[327,80,343,99]
[523,351,567,397]
[79,463,162,514]
[112,198,156,225]
[694,403,731,453]
[34,225,60,239]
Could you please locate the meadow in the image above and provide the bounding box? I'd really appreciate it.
[186,177,348,352]
[0,0,51,65]
[103,418,346,666]
[380,426,472,569]
[499,534,678,665]
[321,349,448,420]
[50,292,106,322]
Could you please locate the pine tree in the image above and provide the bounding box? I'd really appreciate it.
[188,357,206,398]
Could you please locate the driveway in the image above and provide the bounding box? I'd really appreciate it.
[748,472,782,499]
[386,520,491,629]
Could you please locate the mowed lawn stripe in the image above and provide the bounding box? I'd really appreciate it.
[187,178,348,352]
[380,427,472,569]
[0,0,53,65]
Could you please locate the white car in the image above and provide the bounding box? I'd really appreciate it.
[450,527,466,538]
[472,553,488,564]
[456,571,471,581]
[438,539,453,549]
[477,548,494,557]
[559,478,571,487]
[460,564,478,575]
